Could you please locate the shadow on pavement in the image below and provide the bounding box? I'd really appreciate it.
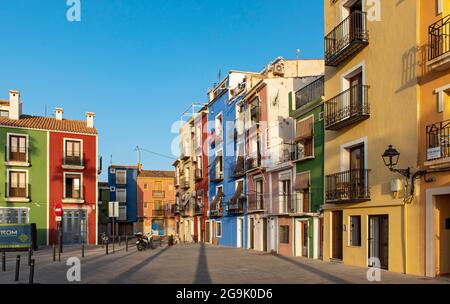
[274,254,351,284]
[193,243,212,284]
[107,246,171,283]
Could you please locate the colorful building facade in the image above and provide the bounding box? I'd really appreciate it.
[0,90,98,245]
[108,165,138,236]
[136,170,176,236]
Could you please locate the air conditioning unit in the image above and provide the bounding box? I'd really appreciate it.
[110,186,116,192]
[273,62,285,76]
[110,168,116,174]
[238,82,246,90]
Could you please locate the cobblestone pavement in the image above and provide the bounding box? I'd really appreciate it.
[0,243,449,284]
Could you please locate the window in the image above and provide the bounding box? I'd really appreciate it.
[349,216,361,246]
[280,179,291,213]
[215,114,223,141]
[216,221,222,237]
[280,225,289,244]
[437,0,443,14]
[8,134,27,162]
[154,201,162,210]
[295,117,314,159]
[0,208,29,224]
[155,181,163,191]
[65,140,82,165]
[195,125,202,149]
[64,174,82,199]
[116,189,126,203]
[0,110,9,117]
[144,183,148,190]
[8,171,27,198]
[116,170,127,184]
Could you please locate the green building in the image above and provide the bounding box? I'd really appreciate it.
[290,75,325,259]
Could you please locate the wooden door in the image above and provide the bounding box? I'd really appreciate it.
[332,211,343,260]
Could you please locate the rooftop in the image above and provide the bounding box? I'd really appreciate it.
[138,170,175,178]
[0,115,97,135]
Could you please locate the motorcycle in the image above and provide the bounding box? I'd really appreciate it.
[135,232,151,251]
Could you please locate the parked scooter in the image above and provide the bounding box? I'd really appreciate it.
[135,232,152,251]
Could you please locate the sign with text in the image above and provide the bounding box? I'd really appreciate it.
[109,201,119,218]
[427,147,442,160]
[0,224,32,250]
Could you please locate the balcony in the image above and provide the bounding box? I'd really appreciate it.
[193,203,204,215]
[295,76,325,110]
[227,198,245,215]
[247,194,264,212]
[209,165,224,182]
[164,204,176,217]
[152,209,164,217]
[325,84,370,130]
[325,169,371,203]
[194,168,203,181]
[181,179,190,189]
[62,157,84,170]
[209,202,223,218]
[229,156,245,179]
[246,155,262,172]
[152,190,165,198]
[425,119,450,166]
[428,14,450,71]
[173,204,180,215]
[325,11,369,67]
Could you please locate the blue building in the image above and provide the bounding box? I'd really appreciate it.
[207,72,248,248]
[108,164,139,236]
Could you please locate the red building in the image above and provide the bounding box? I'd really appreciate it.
[48,109,98,245]
[193,107,209,242]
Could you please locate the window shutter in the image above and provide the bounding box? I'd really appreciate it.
[294,172,310,191]
[296,117,313,141]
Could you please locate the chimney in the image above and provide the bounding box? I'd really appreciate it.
[54,108,64,120]
[9,90,21,120]
[86,112,94,128]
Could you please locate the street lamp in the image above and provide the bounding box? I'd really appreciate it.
[381,145,431,201]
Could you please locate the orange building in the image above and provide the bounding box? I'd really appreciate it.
[136,170,176,236]
[418,0,450,277]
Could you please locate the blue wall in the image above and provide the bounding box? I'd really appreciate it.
[208,84,247,248]
[108,166,138,223]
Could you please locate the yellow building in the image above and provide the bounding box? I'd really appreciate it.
[322,0,421,274]
[418,0,450,277]
[174,116,196,242]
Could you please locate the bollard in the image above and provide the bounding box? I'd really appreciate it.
[28,248,32,266]
[82,243,85,258]
[119,236,121,247]
[150,238,154,250]
[2,252,6,272]
[101,239,104,249]
[112,239,115,253]
[29,259,35,284]
[53,244,56,262]
[58,246,61,262]
[14,255,20,282]
[126,236,128,252]
[106,241,109,255]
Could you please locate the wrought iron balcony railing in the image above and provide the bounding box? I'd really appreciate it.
[325,84,370,130]
[325,11,369,66]
[295,76,324,110]
[63,157,84,167]
[229,156,246,179]
[209,201,223,218]
[247,194,264,212]
[426,119,450,162]
[209,165,224,182]
[193,204,204,215]
[227,198,245,215]
[325,169,370,203]
[429,14,450,62]
[246,155,261,172]
[152,190,165,198]
[152,209,164,217]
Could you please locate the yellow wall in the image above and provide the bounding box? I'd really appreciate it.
[323,0,421,274]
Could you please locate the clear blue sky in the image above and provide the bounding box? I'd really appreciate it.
[0,0,324,181]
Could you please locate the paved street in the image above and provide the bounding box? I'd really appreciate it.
[0,243,449,284]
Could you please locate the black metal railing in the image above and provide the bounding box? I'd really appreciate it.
[193,204,204,215]
[247,194,264,212]
[152,190,165,198]
[227,198,245,215]
[209,165,224,182]
[325,11,369,66]
[152,209,164,217]
[295,76,325,109]
[426,119,450,161]
[246,155,261,171]
[63,157,83,166]
[429,14,450,61]
[230,156,246,178]
[325,84,370,130]
[325,169,370,202]
[209,199,223,217]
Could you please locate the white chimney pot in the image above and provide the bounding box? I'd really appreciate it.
[9,90,21,120]
[55,108,64,120]
[86,112,94,128]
